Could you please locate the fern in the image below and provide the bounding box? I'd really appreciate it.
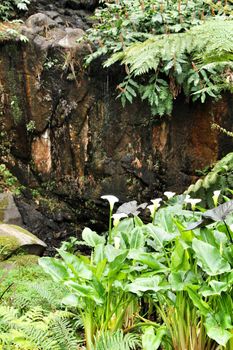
[0,306,80,350]
[86,0,233,117]
[92,330,140,350]
[186,152,233,207]
[49,315,79,350]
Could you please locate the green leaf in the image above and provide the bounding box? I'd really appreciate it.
[171,239,190,272]
[61,294,80,307]
[142,326,166,350]
[126,276,163,296]
[200,280,229,297]
[205,315,233,346]
[129,251,167,271]
[65,281,104,305]
[58,250,92,280]
[82,227,105,247]
[186,286,211,316]
[192,238,231,275]
[128,227,145,249]
[169,271,197,291]
[39,257,69,282]
[107,250,128,278]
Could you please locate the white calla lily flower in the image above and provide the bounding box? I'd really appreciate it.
[212,190,221,207]
[147,198,162,220]
[184,197,201,211]
[150,198,162,210]
[147,204,156,217]
[101,195,119,211]
[164,191,176,199]
[112,213,128,227]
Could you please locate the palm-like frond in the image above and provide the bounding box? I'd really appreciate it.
[104,18,233,115]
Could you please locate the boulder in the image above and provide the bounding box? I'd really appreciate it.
[0,193,23,226]
[58,28,84,49]
[0,224,47,260]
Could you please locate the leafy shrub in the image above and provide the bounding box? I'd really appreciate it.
[39,193,233,349]
[0,0,30,20]
[85,0,233,116]
[0,163,23,194]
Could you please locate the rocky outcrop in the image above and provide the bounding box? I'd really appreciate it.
[0,223,47,259]
[0,192,23,225]
[0,6,233,246]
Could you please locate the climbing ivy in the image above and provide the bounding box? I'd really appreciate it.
[85,0,233,116]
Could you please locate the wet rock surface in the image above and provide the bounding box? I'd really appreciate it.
[0,2,233,249]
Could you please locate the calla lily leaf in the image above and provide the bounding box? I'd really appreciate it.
[185,219,209,231]
[203,200,233,221]
[185,200,233,231]
[116,200,147,216]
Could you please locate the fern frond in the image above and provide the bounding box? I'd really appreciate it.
[49,315,79,350]
[93,330,140,350]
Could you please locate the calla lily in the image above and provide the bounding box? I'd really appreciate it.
[212,190,221,207]
[112,213,128,227]
[148,198,162,223]
[184,197,201,211]
[147,204,156,217]
[151,198,162,210]
[114,236,121,249]
[101,195,119,211]
[164,191,176,199]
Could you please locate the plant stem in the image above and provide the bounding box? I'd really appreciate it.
[109,208,112,243]
[223,220,233,243]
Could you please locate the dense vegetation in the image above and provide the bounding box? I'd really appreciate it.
[0,0,30,20]
[1,189,233,349]
[85,0,233,116]
[1,1,233,349]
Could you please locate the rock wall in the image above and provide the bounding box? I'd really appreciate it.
[0,3,233,247]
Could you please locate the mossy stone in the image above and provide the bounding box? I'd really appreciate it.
[0,223,47,258]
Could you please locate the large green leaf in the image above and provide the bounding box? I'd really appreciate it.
[169,271,197,291]
[186,286,211,316]
[58,250,92,280]
[142,326,166,350]
[171,239,190,272]
[105,244,124,262]
[200,280,229,297]
[192,238,231,275]
[107,250,128,278]
[128,250,167,271]
[65,281,104,305]
[82,227,105,247]
[146,224,177,247]
[126,276,163,296]
[205,315,233,346]
[128,227,145,249]
[39,257,69,282]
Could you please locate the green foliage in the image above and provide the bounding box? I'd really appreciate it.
[0,265,68,311]
[0,264,81,350]
[187,152,233,206]
[0,0,30,20]
[85,0,233,116]
[40,193,233,349]
[92,330,140,350]
[0,306,80,350]
[0,164,23,194]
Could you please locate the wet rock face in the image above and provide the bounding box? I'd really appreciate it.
[0,10,233,245]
